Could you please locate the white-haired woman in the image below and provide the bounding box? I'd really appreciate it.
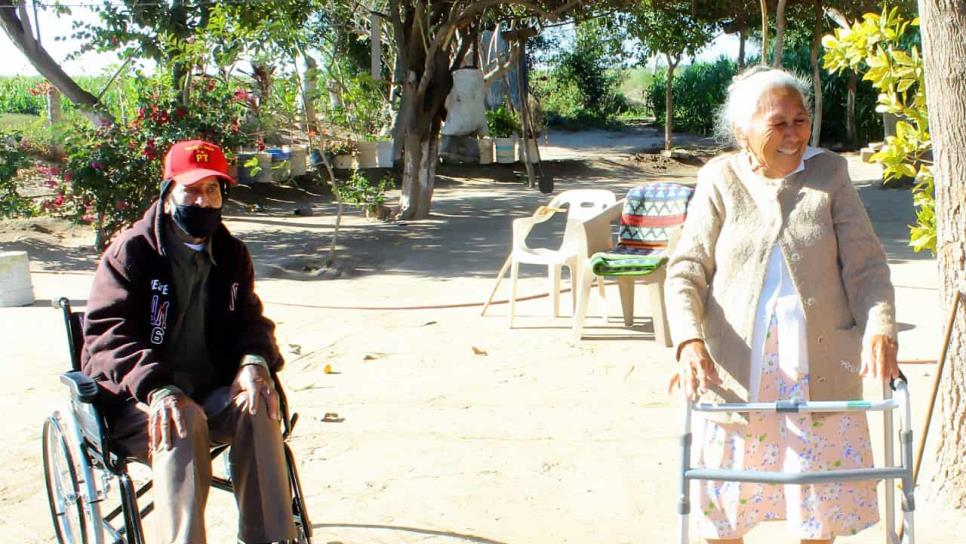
[665,66,900,543]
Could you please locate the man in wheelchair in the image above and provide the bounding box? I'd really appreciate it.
[80,140,297,543]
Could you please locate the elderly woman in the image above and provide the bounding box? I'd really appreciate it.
[665,66,899,543]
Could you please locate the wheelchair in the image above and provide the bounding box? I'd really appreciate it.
[42,297,313,544]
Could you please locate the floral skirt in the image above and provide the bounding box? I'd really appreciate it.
[694,314,879,540]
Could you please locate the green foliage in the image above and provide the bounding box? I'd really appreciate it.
[0,76,46,115]
[485,104,521,138]
[0,133,31,218]
[628,1,715,66]
[58,75,254,247]
[319,71,390,137]
[531,19,630,127]
[822,8,933,252]
[333,170,392,212]
[646,57,737,135]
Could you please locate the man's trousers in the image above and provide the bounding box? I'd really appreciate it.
[109,387,298,544]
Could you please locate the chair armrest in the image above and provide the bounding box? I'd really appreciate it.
[61,371,98,404]
[578,199,625,257]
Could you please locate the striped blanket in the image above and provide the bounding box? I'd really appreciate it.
[591,182,694,276]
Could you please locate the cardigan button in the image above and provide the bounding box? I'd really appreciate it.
[791,252,801,261]
[805,297,816,306]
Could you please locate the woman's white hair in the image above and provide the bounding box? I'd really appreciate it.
[715,66,813,147]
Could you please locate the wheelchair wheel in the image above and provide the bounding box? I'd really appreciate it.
[43,415,88,544]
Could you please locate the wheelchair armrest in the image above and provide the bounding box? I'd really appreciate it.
[61,371,98,404]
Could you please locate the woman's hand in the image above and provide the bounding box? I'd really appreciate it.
[861,334,900,382]
[668,339,723,400]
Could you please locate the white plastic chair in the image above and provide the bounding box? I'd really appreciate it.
[486,189,616,328]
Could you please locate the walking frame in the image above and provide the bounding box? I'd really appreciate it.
[678,373,915,543]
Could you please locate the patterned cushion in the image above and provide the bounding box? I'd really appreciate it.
[617,182,694,251]
[591,182,694,277]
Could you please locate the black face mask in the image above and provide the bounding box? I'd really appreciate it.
[172,205,222,239]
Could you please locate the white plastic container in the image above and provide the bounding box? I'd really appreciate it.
[478,138,494,165]
[375,141,394,167]
[0,251,35,307]
[289,145,308,176]
[356,142,379,169]
[494,137,517,163]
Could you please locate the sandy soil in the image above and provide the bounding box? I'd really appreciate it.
[1,136,964,543]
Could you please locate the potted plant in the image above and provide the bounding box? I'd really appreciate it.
[486,104,521,163]
[327,139,358,170]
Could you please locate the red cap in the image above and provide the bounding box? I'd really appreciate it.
[163,140,236,187]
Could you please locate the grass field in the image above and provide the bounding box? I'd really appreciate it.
[0,113,42,132]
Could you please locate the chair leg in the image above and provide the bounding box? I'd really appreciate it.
[570,266,579,316]
[481,255,511,317]
[572,267,595,339]
[596,275,608,323]
[649,280,672,347]
[509,259,520,328]
[549,265,562,317]
[617,277,636,327]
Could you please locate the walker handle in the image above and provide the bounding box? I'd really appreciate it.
[889,369,909,392]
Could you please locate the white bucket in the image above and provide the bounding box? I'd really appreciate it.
[289,145,308,176]
[375,141,394,167]
[478,138,494,164]
[0,251,35,307]
[494,137,517,163]
[356,142,379,169]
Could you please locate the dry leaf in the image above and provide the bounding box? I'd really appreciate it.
[471,346,488,356]
[363,354,378,361]
[323,364,333,374]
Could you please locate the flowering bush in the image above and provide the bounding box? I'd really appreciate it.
[0,133,31,217]
[59,75,255,248]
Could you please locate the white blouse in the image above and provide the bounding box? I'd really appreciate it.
[738,147,823,402]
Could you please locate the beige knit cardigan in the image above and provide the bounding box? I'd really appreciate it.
[665,150,897,406]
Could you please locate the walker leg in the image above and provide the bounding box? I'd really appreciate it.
[679,397,693,544]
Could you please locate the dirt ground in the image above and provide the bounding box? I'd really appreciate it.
[2,131,965,543]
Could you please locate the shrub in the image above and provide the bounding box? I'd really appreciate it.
[0,132,31,217]
[58,74,255,248]
[333,170,392,213]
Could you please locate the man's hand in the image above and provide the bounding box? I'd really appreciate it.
[231,364,280,421]
[148,392,199,451]
[668,339,723,400]
[861,334,900,382]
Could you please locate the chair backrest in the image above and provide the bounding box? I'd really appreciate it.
[617,182,694,251]
[549,189,617,223]
[57,298,85,372]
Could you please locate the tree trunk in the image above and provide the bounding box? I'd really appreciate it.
[738,29,746,71]
[846,70,857,148]
[0,2,108,125]
[810,0,823,147]
[917,0,966,508]
[300,53,320,136]
[759,0,769,66]
[772,0,787,67]
[664,55,676,151]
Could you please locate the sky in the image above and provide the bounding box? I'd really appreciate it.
[0,11,746,77]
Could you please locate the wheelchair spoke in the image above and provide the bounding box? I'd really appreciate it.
[44,416,88,544]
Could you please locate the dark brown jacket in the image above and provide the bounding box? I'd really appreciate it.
[81,202,282,416]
